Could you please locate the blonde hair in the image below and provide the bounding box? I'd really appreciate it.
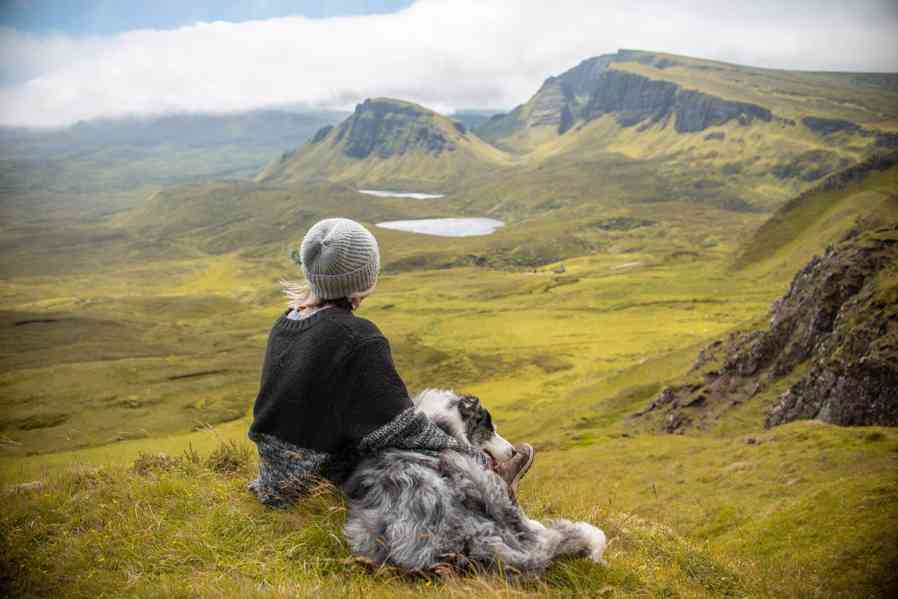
[279,278,375,311]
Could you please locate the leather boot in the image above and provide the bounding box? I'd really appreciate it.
[494,443,534,501]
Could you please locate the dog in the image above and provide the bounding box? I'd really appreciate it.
[341,389,607,576]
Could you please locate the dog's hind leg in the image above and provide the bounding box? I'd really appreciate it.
[344,454,459,571]
[437,451,569,575]
[542,519,607,564]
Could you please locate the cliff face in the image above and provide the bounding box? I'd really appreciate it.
[526,79,574,128]
[764,231,898,426]
[255,97,506,185]
[637,224,898,432]
[331,99,456,159]
[581,71,772,131]
[477,51,771,140]
[582,70,678,127]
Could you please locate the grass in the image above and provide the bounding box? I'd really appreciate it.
[734,155,898,276]
[3,423,896,598]
[3,52,898,598]
[4,165,896,596]
[3,213,896,596]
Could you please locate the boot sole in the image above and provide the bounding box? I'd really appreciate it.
[510,443,535,488]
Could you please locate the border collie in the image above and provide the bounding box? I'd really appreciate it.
[341,389,607,576]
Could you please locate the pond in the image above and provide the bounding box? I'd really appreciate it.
[376,218,505,237]
[358,189,445,200]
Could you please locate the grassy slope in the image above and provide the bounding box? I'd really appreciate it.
[735,155,898,276]
[612,53,898,126]
[3,55,898,599]
[473,51,897,214]
[3,172,898,596]
[4,422,896,599]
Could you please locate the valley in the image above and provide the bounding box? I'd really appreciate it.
[1,49,897,599]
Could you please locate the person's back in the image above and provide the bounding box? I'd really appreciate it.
[246,217,531,507]
[250,307,419,487]
[251,307,401,453]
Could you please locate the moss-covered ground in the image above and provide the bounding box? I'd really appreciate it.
[2,71,897,593]
[3,185,897,597]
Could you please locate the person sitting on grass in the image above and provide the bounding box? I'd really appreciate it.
[247,217,533,506]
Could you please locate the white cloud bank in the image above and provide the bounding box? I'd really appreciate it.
[1,0,896,127]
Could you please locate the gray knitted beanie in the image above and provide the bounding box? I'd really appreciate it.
[296,218,380,299]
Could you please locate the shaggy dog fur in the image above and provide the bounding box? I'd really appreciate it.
[341,389,607,576]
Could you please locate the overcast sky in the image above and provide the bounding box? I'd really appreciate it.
[1,0,896,128]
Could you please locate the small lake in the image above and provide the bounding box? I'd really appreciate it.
[376,218,505,237]
[359,189,445,200]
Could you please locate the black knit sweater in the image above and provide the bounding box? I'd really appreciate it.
[249,308,415,452]
[247,307,489,505]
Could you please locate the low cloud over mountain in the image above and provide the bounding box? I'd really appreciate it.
[1,0,897,127]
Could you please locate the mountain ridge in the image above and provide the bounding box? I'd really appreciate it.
[476,49,898,151]
[257,97,509,186]
[256,49,898,212]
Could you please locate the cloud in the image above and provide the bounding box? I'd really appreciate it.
[1,0,896,127]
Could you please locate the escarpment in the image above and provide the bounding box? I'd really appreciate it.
[477,51,772,139]
[255,96,505,185]
[636,224,898,432]
[332,98,456,159]
[583,70,771,132]
[763,230,898,427]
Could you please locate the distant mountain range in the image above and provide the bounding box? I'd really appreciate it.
[0,108,347,198]
[476,49,898,150]
[1,109,347,154]
[257,49,898,212]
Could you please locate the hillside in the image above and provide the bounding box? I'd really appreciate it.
[256,98,510,187]
[249,51,898,215]
[477,49,898,149]
[3,49,898,599]
[0,109,346,227]
[474,49,898,210]
[734,151,898,275]
[635,156,898,434]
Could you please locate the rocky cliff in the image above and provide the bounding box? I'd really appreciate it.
[476,50,772,141]
[329,98,457,159]
[256,97,506,185]
[763,230,897,426]
[636,223,898,432]
[582,70,771,132]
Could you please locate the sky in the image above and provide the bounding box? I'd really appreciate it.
[0,0,896,128]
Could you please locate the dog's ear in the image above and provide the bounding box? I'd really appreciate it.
[457,394,481,418]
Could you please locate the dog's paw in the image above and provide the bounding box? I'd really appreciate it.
[589,546,608,566]
[575,523,607,564]
[526,518,547,533]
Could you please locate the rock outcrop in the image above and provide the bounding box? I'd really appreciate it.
[477,50,771,140]
[583,71,771,132]
[582,70,678,127]
[801,116,898,151]
[255,97,504,185]
[764,230,898,426]
[309,125,334,144]
[637,224,898,432]
[801,116,862,136]
[332,99,456,159]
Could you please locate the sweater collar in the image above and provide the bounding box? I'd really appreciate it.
[273,306,352,332]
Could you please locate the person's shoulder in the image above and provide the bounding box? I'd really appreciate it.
[325,310,384,343]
